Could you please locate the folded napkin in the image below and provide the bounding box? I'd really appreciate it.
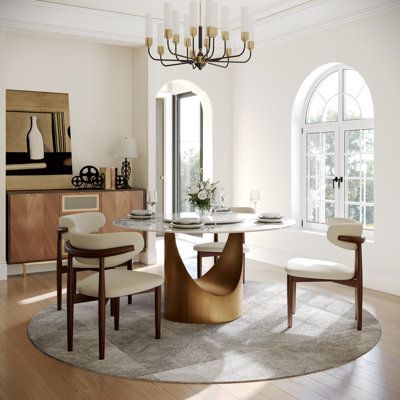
[258,212,282,219]
[131,209,154,216]
[216,206,231,212]
[172,217,202,225]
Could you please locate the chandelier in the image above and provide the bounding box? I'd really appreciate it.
[144,1,254,70]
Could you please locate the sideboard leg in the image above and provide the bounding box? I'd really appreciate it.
[22,263,27,277]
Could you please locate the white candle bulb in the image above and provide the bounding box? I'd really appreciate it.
[241,6,249,33]
[221,7,229,32]
[145,13,153,38]
[172,10,180,34]
[157,23,164,46]
[206,0,212,27]
[184,14,190,38]
[211,1,217,27]
[164,3,172,30]
[249,15,254,41]
[189,1,198,28]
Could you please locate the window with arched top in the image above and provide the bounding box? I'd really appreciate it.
[303,66,374,230]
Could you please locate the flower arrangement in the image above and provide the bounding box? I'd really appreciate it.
[186,180,218,212]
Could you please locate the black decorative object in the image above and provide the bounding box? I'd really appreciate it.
[71,165,103,190]
[116,174,128,190]
[120,158,131,189]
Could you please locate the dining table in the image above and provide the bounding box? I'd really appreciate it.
[114,213,295,324]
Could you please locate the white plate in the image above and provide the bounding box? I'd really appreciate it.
[173,218,201,225]
[171,222,204,229]
[131,209,153,216]
[205,216,244,225]
[257,218,284,224]
[128,214,153,220]
[258,212,282,219]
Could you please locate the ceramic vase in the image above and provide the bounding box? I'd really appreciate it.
[27,115,44,160]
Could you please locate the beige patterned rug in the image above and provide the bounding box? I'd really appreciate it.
[28,281,380,383]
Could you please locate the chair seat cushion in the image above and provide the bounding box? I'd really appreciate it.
[285,258,354,280]
[77,269,164,298]
[193,241,250,253]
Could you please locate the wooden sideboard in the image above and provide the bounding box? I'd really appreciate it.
[6,189,145,265]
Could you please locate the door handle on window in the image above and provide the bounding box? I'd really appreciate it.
[333,177,338,189]
[338,177,343,189]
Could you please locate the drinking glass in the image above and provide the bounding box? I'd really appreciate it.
[250,189,260,212]
[211,191,222,226]
[146,190,158,214]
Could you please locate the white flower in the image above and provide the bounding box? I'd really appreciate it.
[198,190,207,200]
[188,184,199,195]
[200,183,204,190]
[205,182,211,190]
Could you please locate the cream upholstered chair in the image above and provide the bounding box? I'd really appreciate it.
[193,207,255,282]
[65,226,163,360]
[285,218,365,330]
[57,212,137,310]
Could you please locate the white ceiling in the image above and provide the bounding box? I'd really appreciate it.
[36,0,309,22]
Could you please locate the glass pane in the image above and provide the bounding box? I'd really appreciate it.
[324,131,335,153]
[322,95,338,122]
[346,155,361,177]
[306,93,324,124]
[308,155,318,176]
[346,130,361,153]
[347,204,361,222]
[362,154,374,177]
[307,202,318,223]
[344,69,374,120]
[364,179,374,203]
[346,179,360,202]
[317,71,338,101]
[325,179,334,200]
[307,132,320,153]
[324,155,335,176]
[178,94,202,212]
[365,206,374,229]
[344,94,361,120]
[363,129,374,153]
[325,202,335,222]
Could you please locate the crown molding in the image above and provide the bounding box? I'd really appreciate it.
[0,0,399,48]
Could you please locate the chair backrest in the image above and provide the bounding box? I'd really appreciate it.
[59,212,106,240]
[230,206,255,214]
[327,218,363,250]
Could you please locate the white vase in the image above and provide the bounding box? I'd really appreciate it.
[27,115,44,160]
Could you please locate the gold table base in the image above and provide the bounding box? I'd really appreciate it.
[164,232,244,324]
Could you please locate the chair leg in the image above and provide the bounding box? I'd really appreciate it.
[110,300,114,317]
[72,269,77,294]
[127,260,133,305]
[67,256,74,352]
[155,286,161,339]
[287,275,293,328]
[355,287,358,320]
[98,261,106,360]
[292,280,296,314]
[356,280,363,331]
[56,262,62,311]
[242,254,246,284]
[214,255,218,264]
[113,298,120,331]
[197,253,202,278]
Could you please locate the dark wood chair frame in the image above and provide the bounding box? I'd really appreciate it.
[197,233,246,284]
[287,235,365,331]
[57,227,134,311]
[64,240,161,360]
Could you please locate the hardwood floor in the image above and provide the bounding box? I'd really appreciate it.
[1,257,399,400]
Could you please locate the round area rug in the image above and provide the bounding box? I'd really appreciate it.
[28,281,381,383]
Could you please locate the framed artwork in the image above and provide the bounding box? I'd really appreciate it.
[6,89,73,190]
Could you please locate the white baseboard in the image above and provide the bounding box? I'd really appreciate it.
[0,262,7,280]
[8,262,57,276]
[247,245,400,297]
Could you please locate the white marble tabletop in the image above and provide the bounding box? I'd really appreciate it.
[114,212,296,234]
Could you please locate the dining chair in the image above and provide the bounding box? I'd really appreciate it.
[285,218,365,330]
[65,227,163,360]
[193,206,255,282]
[57,212,143,310]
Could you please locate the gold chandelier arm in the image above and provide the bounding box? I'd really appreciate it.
[208,41,246,62]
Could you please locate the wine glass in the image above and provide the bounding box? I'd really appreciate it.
[211,191,222,226]
[146,190,158,215]
[250,189,260,212]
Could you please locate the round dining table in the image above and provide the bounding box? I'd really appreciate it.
[114,213,295,324]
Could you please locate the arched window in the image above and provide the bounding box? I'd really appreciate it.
[303,66,374,230]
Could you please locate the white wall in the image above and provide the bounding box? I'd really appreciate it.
[232,9,400,295]
[5,32,135,173]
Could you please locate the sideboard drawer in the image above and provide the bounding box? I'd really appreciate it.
[61,193,100,213]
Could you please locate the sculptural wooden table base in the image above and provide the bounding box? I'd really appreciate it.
[164,232,244,324]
